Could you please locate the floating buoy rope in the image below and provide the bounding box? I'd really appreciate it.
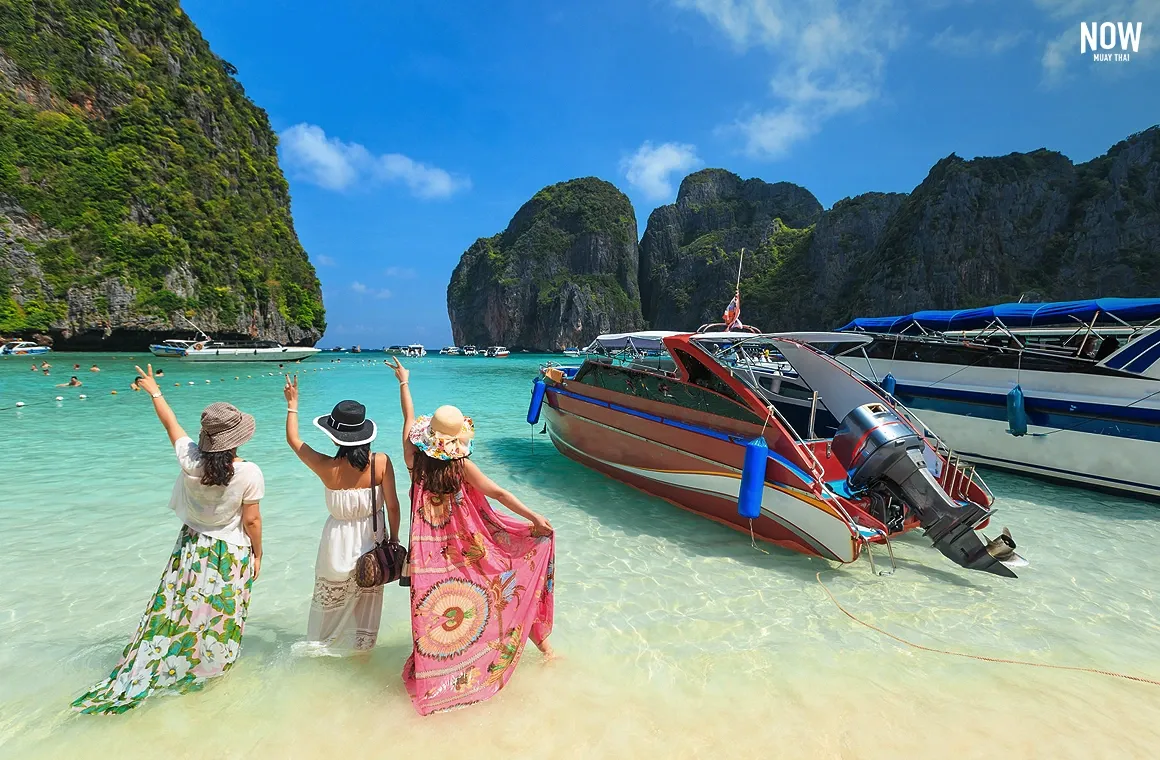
[815,571,1160,688]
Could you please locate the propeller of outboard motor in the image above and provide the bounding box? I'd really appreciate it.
[833,404,1018,578]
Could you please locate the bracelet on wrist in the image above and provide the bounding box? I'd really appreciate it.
[399,381,409,387]
[151,391,162,399]
[287,408,298,414]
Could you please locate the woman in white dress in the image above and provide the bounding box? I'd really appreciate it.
[283,376,402,655]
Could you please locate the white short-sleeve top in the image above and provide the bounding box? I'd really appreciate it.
[168,436,264,547]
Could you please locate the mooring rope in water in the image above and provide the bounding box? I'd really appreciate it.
[815,571,1160,688]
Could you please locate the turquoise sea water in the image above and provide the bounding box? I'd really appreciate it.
[1,352,1158,759]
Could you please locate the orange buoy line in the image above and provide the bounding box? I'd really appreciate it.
[815,571,1160,688]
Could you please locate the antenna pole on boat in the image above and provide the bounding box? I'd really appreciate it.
[178,313,211,341]
[735,247,745,294]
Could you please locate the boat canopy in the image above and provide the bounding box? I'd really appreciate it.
[836,298,1160,333]
[584,331,684,352]
[694,331,872,346]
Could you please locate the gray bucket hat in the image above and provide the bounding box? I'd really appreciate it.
[199,402,256,452]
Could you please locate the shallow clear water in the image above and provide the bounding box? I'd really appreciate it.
[1,353,1158,759]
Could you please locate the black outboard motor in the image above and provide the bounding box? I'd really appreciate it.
[832,403,1016,578]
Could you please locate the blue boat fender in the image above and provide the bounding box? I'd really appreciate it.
[880,373,896,396]
[738,436,768,519]
[1006,384,1028,437]
[527,377,547,425]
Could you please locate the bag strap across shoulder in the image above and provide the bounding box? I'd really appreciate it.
[368,452,381,540]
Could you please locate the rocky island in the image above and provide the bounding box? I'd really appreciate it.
[0,0,324,349]
[447,177,643,351]
[447,126,1158,348]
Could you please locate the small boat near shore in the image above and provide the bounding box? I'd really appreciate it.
[834,298,1160,499]
[439,346,461,355]
[462,345,479,356]
[530,329,1020,577]
[486,346,510,358]
[562,347,581,358]
[1,340,51,356]
[177,339,320,362]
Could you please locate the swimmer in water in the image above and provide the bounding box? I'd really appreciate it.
[57,376,83,388]
[90,364,101,372]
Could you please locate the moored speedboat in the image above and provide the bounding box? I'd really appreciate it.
[462,345,478,356]
[834,299,1160,499]
[486,346,510,358]
[1,340,51,356]
[530,330,1020,577]
[405,343,427,357]
[178,339,321,362]
[439,346,461,355]
[149,338,198,357]
[562,347,581,358]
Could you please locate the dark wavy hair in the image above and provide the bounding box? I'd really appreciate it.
[200,449,236,487]
[335,444,370,471]
[411,454,465,495]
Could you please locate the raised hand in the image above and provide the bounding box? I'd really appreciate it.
[134,364,161,397]
[386,357,409,384]
[284,374,299,406]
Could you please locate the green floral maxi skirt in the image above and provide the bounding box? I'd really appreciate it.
[72,526,255,715]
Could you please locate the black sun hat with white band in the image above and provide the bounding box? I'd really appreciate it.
[314,400,377,446]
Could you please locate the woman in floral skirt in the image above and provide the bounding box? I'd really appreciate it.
[72,364,265,715]
[387,358,555,715]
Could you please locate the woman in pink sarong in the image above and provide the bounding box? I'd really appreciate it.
[387,358,555,715]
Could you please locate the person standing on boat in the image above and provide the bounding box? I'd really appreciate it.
[282,376,402,656]
[72,365,264,715]
[386,358,555,715]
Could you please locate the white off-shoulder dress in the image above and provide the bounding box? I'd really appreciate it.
[292,485,384,656]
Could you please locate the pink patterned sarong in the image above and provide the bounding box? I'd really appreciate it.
[402,482,554,715]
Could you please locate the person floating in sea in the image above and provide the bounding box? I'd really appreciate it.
[56,376,83,388]
[40,360,51,370]
[282,375,402,656]
[156,368,164,377]
[386,357,555,716]
[130,378,141,392]
[73,363,81,370]
[30,363,37,372]
[71,364,265,715]
[89,364,100,372]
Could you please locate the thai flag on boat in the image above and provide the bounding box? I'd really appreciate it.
[722,291,743,330]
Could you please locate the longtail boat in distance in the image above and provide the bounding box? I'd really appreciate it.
[528,329,1022,577]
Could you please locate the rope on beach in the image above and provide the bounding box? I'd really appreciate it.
[815,571,1160,688]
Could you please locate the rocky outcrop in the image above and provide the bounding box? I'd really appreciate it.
[636,127,1159,331]
[638,169,823,329]
[0,0,324,348]
[447,178,644,351]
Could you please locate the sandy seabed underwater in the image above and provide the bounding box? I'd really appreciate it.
[1,353,1158,759]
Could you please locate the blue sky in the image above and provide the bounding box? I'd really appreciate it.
[183,0,1158,347]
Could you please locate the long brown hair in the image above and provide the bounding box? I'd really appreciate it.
[200,449,236,486]
[411,454,465,495]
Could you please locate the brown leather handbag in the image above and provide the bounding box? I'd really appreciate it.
[354,454,408,588]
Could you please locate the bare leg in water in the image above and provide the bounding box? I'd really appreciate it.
[534,636,557,661]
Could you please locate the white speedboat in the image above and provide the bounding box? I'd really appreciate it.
[439,346,461,355]
[149,339,198,357]
[562,347,581,358]
[486,346,510,358]
[405,343,427,357]
[834,299,1160,499]
[178,339,321,362]
[1,340,51,356]
[462,345,478,356]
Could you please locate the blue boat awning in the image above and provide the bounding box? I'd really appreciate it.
[836,298,1160,333]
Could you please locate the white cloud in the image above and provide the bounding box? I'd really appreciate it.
[351,281,392,299]
[930,26,1027,56]
[673,0,904,159]
[279,123,469,199]
[316,254,336,267]
[385,266,418,279]
[621,141,701,200]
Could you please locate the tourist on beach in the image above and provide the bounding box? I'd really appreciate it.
[386,357,555,715]
[90,364,100,372]
[56,376,83,388]
[282,375,401,656]
[72,364,264,715]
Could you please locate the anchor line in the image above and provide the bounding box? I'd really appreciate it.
[816,571,1160,688]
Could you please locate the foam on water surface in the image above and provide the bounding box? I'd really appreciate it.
[1,354,1158,759]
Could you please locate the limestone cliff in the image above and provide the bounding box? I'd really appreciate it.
[638,169,823,329]
[447,178,643,351]
[0,0,324,349]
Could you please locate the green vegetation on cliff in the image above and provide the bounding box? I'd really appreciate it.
[447,177,643,350]
[0,0,323,338]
